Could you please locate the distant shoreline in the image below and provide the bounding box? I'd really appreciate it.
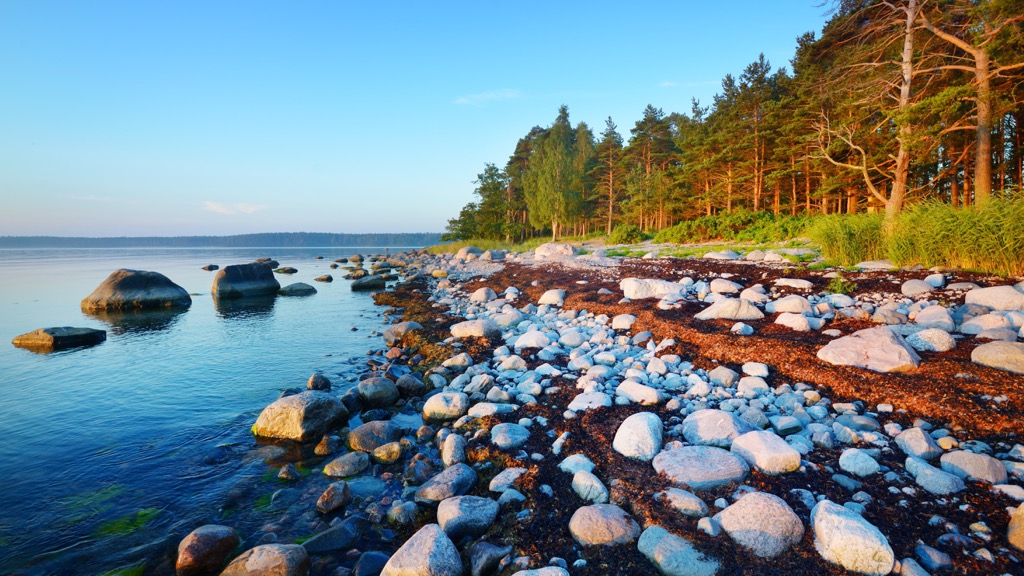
[0,232,442,249]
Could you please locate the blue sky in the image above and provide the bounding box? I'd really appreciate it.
[0,1,829,236]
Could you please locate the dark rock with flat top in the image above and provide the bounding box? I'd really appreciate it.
[12,327,106,352]
[212,263,281,299]
[81,269,191,311]
[351,275,386,291]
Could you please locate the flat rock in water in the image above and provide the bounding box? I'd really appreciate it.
[251,391,348,442]
[423,392,470,421]
[652,446,749,490]
[717,492,804,558]
[694,298,764,321]
[302,515,367,553]
[964,285,1024,311]
[357,377,399,407]
[176,524,240,576]
[816,327,921,372]
[638,526,720,576]
[971,341,1024,375]
[323,451,369,477]
[811,500,894,575]
[612,412,663,461]
[220,544,310,576]
[212,263,280,299]
[351,275,386,291]
[682,409,753,448]
[568,504,640,546]
[278,282,316,296]
[348,420,401,452]
[12,327,106,352]
[82,268,192,311]
[380,524,462,576]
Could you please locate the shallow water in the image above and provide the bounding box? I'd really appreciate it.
[0,247,405,574]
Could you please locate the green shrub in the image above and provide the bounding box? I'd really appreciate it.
[655,211,812,244]
[827,272,858,295]
[609,224,646,244]
[806,213,885,266]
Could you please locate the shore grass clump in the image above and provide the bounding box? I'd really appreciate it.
[806,212,885,265]
[608,224,647,245]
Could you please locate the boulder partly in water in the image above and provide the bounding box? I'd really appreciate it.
[81,269,191,311]
[212,263,281,299]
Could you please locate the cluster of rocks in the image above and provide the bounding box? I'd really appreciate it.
[183,243,1022,576]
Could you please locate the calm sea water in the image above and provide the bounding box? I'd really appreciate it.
[0,247,407,575]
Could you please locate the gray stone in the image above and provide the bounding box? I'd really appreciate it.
[1009,504,1024,552]
[423,392,471,420]
[839,448,880,477]
[901,280,933,298]
[895,428,943,461]
[652,446,749,490]
[906,328,956,353]
[470,287,497,303]
[348,420,402,452]
[307,372,331,392]
[816,327,921,372]
[491,423,530,449]
[415,463,477,505]
[176,524,240,576]
[620,278,686,300]
[694,298,765,321]
[914,306,955,332]
[212,263,280,299]
[82,268,192,310]
[637,526,720,576]
[302,515,367,553]
[654,488,707,517]
[469,542,513,576]
[538,289,566,306]
[717,492,804,558]
[572,470,609,503]
[811,500,894,575]
[357,377,400,408]
[682,409,753,448]
[965,285,1024,311]
[450,319,502,339]
[535,243,577,260]
[940,450,1008,484]
[437,496,499,540]
[323,451,370,477]
[384,321,423,347]
[351,275,386,291]
[252,391,348,442]
[710,278,743,293]
[766,294,812,315]
[441,434,466,468]
[381,524,463,576]
[971,341,1024,375]
[220,544,310,576]
[612,412,664,461]
[707,367,739,387]
[568,504,640,546]
[730,430,801,474]
[915,543,952,572]
[11,327,106,352]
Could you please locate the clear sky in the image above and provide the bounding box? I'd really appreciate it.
[0,1,829,237]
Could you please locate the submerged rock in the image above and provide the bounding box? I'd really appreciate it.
[12,327,106,352]
[175,524,240,576]
[278,282,317,296]
[82,268,192,311]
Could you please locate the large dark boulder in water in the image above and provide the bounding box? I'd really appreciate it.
[252,391,349,442]
[212,263,281,299]
[12,327,106,352]
[81,269,191,311]
[351,275,386,291]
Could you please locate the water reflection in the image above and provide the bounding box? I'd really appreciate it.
[213,295,277,320]
[84,308,187,335]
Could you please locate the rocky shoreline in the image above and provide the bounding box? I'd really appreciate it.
[176,244,1024,576]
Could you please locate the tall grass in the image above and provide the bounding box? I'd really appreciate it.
[806,213,886,265]
[808,194,1024,276]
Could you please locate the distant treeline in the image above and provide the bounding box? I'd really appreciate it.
[0,232,442,249]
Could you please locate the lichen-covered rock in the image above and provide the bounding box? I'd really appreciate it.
[652,446,749,490]
[971,341,1024,375]
[816,327,921,372]
[717,492,804,558]
[568,504,640,546]
[251,391,348,442]
[682,409,753,448]
[383,321,423,346]
[612,412,664,461]
[82,268,192,310]
[12,327,106,352]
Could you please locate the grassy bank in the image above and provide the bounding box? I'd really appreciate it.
[809,195,1024,276]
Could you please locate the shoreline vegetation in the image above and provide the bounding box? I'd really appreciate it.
[146,243,1024,576]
